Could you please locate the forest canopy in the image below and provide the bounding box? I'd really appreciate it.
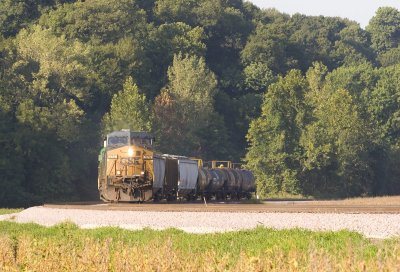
[0,0,399,206]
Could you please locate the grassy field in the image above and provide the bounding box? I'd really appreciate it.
[0,209,23,215]
[263,195,400,205]
[0,221,399,271]
[318,196,400,206]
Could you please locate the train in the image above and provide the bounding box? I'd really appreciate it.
[98,130,256,202]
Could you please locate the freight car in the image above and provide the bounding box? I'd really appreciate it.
[98,130,255,202]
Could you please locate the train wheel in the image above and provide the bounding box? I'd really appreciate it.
[203,195,211,202]
[186,194,196,201]
[221,192,227,201]
[216,192,226,201]
[167,195,176,202]
[153,195,160,202]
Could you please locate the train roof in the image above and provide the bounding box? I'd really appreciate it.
[107,130,154,139]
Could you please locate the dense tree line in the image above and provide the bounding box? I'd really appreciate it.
[0,0,399,206]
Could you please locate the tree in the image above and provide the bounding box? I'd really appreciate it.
[367,7,400,54]
[377,46,400,67]
[289,15,367,71]
[38,0,148,43]
[333,24,375,67]
[245,70,308,196]
[146,22,206,95]
[243,62,276,93]
[194,0,252,90]
[2,25,99,204]
[16,26,97,116]
[366,64,400,146]
[102,77,152,134]
[213,91,263,161]
[0,96,28,207]
[323,63,378,112]
[300,88,375,197]
[0,0,75,37]
[154,0,197,25]
[241,22,290,74]
[38,0,153,99]
[153,54,228,159]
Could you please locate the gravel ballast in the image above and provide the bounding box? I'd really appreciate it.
[1,206,400,239]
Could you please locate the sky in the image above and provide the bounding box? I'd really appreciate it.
[248,0,400,28]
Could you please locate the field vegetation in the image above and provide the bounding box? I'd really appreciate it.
[262,195,400,205]
[0,221,399,271]
[0,209,23,215]
[312,196,400,206]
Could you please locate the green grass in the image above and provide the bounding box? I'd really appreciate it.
[261,191,314,200]
[0,221,399,271]
[0,208,23,215]
[0,221,390,258]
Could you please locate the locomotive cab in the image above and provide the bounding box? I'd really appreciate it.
[106,130,154,149]
[98,130,156,202]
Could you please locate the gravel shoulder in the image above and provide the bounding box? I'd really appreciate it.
[43,201,400,213]
[2,206,400,239]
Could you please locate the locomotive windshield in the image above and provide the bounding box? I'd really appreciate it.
[108,136,128,147]
[106,130,154,149]
[131,138,152,146]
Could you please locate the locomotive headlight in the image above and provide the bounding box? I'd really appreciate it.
[127,147,134,157]
[116,170,121,175]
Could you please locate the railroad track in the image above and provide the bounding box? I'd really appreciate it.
[43,201,400,214]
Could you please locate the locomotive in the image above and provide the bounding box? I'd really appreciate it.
[98,130,255,202]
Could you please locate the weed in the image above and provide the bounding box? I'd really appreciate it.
[0,221,399,271]
[0,209,23,216]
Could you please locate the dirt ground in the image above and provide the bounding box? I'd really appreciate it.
[43,196,400,214]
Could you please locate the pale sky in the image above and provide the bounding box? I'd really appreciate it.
[248,0,400,28]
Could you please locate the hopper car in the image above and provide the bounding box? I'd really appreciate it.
[98,130,255,202]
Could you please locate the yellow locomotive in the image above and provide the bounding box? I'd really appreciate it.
[98,130,156,202]
[98,130,255,202]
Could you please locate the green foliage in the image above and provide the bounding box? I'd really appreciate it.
[245,61,400,198]
[0,220,387,260]
[150,23,206,60]
[242,13,375,75]
[2,221,398,270]
[333,24,375,67]
[246,70,308,195]
[1,1,400,205]
[0,111,28,207]
[38,0,148,43]
[15,26,96,115]
[146,22,207,94]
[367,64,400,145]
[102,77,152,134]
[154,54,229,158]
[301,88,374,197]
[154,0,198,25]
[0,208,23,215]
[167,54,217,108]
[241,22,290,74]
[367,7,400,53]
[0,0,75,37]
[378,46,400,67]
[243,62,276,92]
[37,0,152,99]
